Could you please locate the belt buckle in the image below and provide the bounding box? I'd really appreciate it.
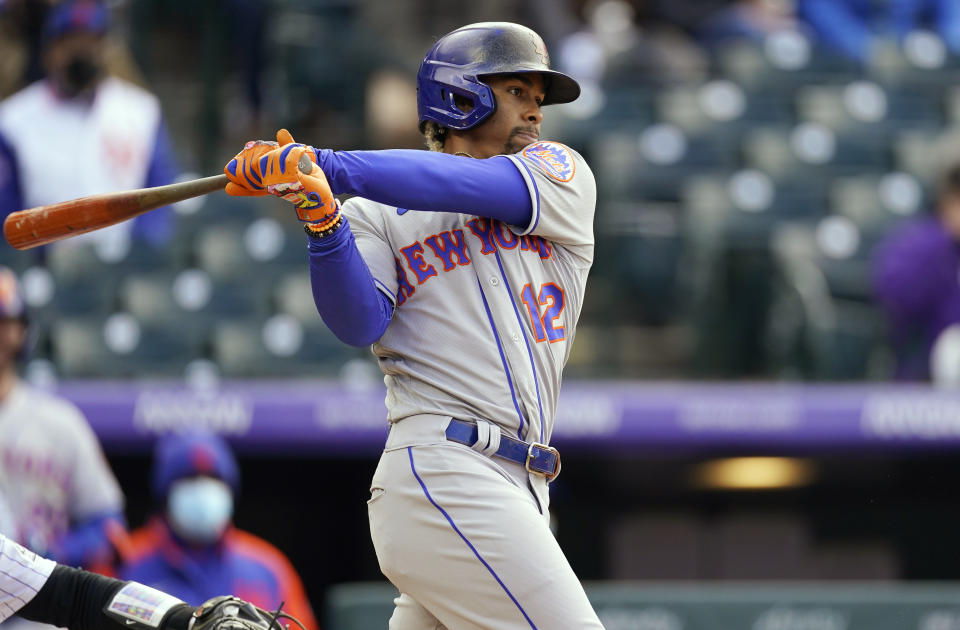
[525,442,561,481]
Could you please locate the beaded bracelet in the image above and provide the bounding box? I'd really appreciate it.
[304,214,345,239]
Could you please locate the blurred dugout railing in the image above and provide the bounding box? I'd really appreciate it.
[5,31,960,382]
[325,580,960,630]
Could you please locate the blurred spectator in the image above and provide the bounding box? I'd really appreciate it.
[0,0,178,255]
[556,0,706,87]
[798,0,960,64]
[647,0,732,33]
[873,163,960,381]
[0,265,126,629]
[119,431,318,630]
[0,0,41,98]
[226,0,267,130]
[699,0,800,49]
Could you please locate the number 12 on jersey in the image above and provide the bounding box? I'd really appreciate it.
[520,282,566,343]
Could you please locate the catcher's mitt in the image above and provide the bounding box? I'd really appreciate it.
[190,596,309,630]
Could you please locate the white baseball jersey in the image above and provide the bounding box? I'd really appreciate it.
[354,142,605,629]
[0,534,55,623]
[345,141,595,445]
[0,77,161,249]
[0,381,124,556]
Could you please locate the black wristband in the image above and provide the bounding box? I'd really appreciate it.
[17,565,124,630]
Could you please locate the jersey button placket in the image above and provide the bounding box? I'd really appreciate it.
[489,277,500,286]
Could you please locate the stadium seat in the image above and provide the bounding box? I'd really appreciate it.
[50,278,117,318]
[768,221,888,379]
[176,191,272,233]
[50,316,195,378]
[192,216,306,283]
[600,229,684,325]
[50,318,109,378]
[119,274,180,324]
[716,37,861,93]
[204,278,271,318]
[742,125,891,185]
[653,82,792,134]
[117,273,213,350]
[829,174,926,238]
[592,124,739,202]
[211,317,360,378]
[797,83,942,132]
[894,126,960,190]
[192,223,251,281]
[273,271,324,327]
[0,247,41,274]
[544,86,656,146]
[46,242,124,285]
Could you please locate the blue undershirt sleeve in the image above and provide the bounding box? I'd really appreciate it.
[307,217,393,347]
[315,148,532,227]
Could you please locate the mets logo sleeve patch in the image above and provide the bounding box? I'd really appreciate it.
[522,142,575,182]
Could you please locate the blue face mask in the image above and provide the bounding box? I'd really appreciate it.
[166,477,233,545]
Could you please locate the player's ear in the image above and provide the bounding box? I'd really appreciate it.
[453,93,474,114]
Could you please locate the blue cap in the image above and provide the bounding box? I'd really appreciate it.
[151,431,240,500]
[0,267,26,321]
[43,0,109,42]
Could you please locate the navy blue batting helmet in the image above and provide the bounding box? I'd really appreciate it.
[417,22,580,132]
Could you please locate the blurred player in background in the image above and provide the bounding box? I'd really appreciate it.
[0,265,126,629]
[224,21,602,629]
[0,0,178,252]
[118,431,318,630]
[873,162,960,381]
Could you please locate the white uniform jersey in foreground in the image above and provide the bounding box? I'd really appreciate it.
[0,534,55,622]
[344,141,596,444]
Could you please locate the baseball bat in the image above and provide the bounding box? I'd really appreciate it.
[3,174,229,250]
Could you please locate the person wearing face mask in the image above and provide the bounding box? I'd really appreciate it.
[0,0,178,252]
[117,431,318,629]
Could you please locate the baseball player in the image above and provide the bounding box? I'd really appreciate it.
[224,22,602,629]
[0,531,302,630]
[0,266,126,576]
[0,0,179,251]
[119,431,318,630]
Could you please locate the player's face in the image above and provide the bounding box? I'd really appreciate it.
[44,32,105,98]
[459,74,546,158]
[0,320,25,368]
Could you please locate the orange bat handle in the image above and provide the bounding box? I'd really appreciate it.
[3,174,230,250]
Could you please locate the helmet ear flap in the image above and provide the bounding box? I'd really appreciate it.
[448,90,475,114]
[421,79,493,130]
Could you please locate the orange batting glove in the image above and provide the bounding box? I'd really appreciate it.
[260,143,339,229]
[223,129,318,197]
[224,139,275,196]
